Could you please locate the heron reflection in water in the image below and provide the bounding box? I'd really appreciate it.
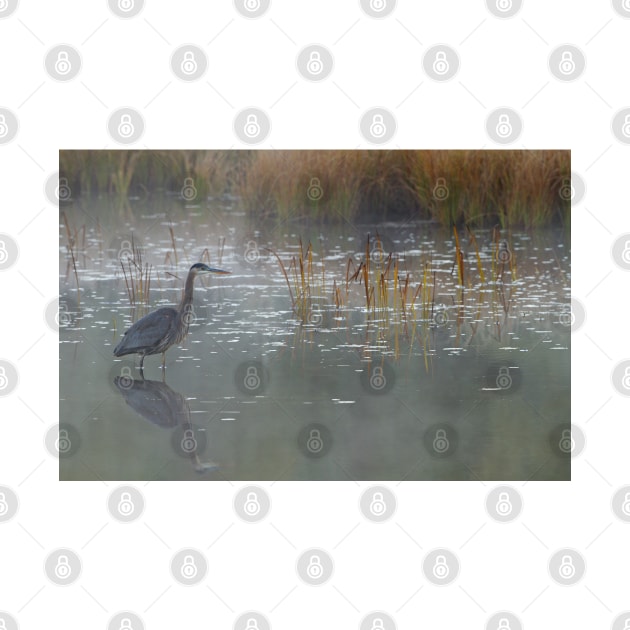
[114,263,230,369]
[114,375,219,474]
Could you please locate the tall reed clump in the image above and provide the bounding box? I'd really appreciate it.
[119,235,152,313]
[403,150,569,228]
[60,149,570,227]
[61,211,82,305]
[234,150,416,222]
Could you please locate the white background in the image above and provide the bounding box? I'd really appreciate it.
[0,1,629,628]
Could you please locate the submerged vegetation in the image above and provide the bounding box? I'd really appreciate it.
[60,150,570,228]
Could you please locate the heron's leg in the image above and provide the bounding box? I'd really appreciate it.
[161,352,166,369]
[140,354,145,370]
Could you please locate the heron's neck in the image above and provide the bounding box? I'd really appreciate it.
[180,272,196,310]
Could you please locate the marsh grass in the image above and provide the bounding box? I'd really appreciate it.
[61,211,83,305]
[273,226,527,366]
[120,235,152,312]
[60,150,570,228]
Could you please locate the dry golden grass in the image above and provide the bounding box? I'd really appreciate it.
[60,149,570,227]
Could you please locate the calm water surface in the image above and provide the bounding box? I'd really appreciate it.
[59,197,570,481]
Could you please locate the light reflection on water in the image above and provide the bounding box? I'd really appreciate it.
[60,199,570,480]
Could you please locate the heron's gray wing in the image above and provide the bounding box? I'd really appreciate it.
[114,307,178,355]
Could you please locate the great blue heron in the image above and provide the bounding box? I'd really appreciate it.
[113,262,230,369]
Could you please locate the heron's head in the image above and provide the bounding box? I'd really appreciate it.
[190,262,231,275]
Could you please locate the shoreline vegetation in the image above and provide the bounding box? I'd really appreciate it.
[60,149,570,228]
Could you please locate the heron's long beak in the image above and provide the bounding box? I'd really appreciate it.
[204,267,231,274]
